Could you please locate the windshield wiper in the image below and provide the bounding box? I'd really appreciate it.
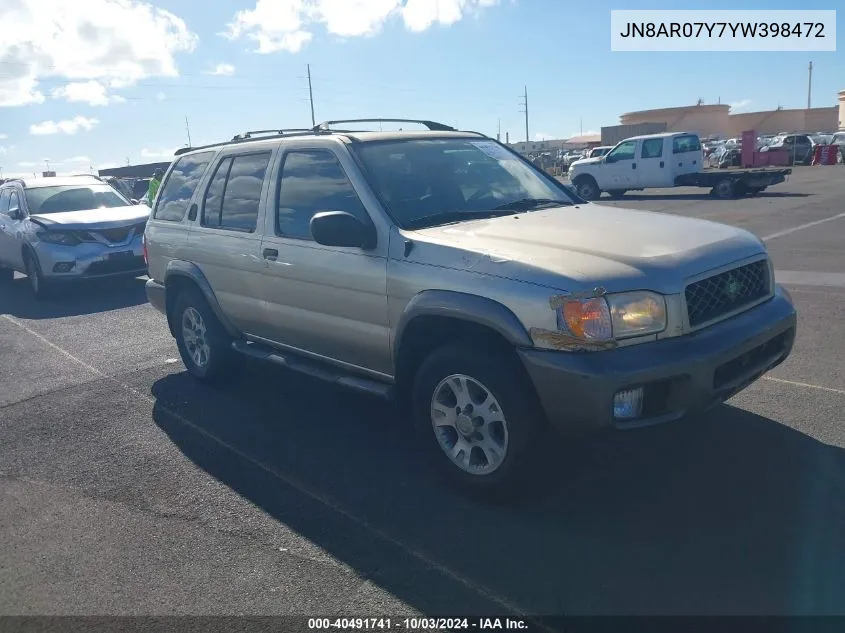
[492,197,571,210]
[404,209,517,230]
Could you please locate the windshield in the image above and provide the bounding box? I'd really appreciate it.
[25,184,130,214]
[352,138,575,229]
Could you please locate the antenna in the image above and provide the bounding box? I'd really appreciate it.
[518,86,529,143]
[497,118,501,142]
[307,64,316,127]
[185,116,192,147]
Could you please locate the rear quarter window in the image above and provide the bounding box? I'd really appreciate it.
[672,135,702,154]
[153,151,215,222]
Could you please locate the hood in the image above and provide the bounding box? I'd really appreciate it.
[569,156,602,169]
[30,205,150,231]
[403,204,766,294]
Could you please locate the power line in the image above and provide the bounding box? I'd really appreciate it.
[518,86,528,143]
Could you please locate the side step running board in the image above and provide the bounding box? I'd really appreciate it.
[231,340,395,402]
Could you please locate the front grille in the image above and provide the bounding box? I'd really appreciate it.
[685,259,771,328]
[96,226,134,244]
[85,256,146,276]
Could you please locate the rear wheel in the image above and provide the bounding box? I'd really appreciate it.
[573,176,600,201]
[711,178,736,199]
[172,288,233,383]
[411,344,545,501]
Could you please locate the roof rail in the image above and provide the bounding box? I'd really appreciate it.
[313,118,456,133]
[232,128,312,141]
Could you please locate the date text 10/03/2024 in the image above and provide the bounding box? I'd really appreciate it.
[307,618,529,630]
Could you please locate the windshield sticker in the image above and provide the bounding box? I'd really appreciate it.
[470,141,516,161]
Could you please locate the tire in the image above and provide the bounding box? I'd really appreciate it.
[172,287,234,383]
[572,176,599,201]
[606,189,627,199]
[24,251,51,299]
[712,178,735,199]
[0,267,13,284]
[411,344,545,502]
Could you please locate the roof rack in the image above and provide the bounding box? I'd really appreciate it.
[232,128,312,141]
[313,118,456,133]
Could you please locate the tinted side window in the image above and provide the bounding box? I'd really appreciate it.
[202,157,232,227]
[153,151,215,222]
[0,190,10,215]
[276,150,370,241]
[641,139,663,158]
[202,152,270,232]
[673,135,702,154]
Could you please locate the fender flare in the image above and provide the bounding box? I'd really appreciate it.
[164,260,239,337]
[392,289,533,366]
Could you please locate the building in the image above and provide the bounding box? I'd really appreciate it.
[617,102,839,139]
[839,90,845,130]
[507,138,568,154]
[98,161,170,179]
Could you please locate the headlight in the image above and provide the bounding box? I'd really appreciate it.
[36,231,80,246]
[555,291,667,343]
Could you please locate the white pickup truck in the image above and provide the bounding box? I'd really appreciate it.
[568,132,791,200]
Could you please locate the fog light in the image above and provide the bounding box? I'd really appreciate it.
[613,387,644,419]
[52,262,75,273]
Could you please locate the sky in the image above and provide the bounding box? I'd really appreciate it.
[0,0,842,178]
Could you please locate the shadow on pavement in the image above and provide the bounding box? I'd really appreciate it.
[150,364,845,617]
[0,275,149,319]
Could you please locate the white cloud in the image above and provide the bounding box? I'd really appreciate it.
[156,92,167,101]
[51,80,126,106]
[568,130,600,138]
[224,0,499,53]
[0,0,198,107]
[30,115,99,135]
[730,99,753,112]
[205,63,236,76]
[0,133,7,139]
[65,155,92,163]
[18,161,38,167]
[140,147,178,159]
[0,146,8,155]
[534,132,550,141]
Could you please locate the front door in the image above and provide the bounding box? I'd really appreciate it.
[257,147,391,376]
[599,140,638,190]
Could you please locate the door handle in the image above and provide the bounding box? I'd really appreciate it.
[263,248,278,260]
[660,161,664,168]
[632,163,637,169]
[187,203,198,221]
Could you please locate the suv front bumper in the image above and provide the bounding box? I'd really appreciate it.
[518,285,797,436]
[34,238,146,281]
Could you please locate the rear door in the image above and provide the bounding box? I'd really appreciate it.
[637,137,673,188]
[1,190,27,270]
[183,148,274,336]
[670,134,702,178]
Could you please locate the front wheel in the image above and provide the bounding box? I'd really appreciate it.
[24,252,50,299]
[572,176,600,201]
[411,344,544,501]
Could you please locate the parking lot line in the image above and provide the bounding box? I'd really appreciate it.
[0,313,548,628]
[762,212,845,242]
[763,376,845,396]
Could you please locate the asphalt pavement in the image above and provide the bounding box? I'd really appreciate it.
[2,167,845,619]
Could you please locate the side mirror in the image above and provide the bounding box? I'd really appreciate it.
[310,211,376,249]
[9,207,23,220]
[130,198,140,205]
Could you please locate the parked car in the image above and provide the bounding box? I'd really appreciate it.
[0,175,149,297]
[759,134,814,165]
[586,146,612,159]
[143,118,797,499]
[569,132,790,200]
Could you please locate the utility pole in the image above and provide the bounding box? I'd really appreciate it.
[580,118,583,136]
[807,61,813,109]
[497,118,501,142]
[307,64,316,127]
[506,131,510,145]
[518,86,529,143]
[185,116,192,147]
